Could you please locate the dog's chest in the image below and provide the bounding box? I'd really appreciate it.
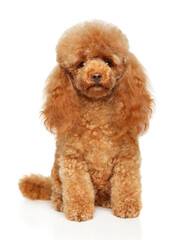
[78,99,118,185]
[80,112,117,166]
[80,120,117,188]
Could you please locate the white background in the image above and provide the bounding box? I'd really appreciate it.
[0,0,174,239]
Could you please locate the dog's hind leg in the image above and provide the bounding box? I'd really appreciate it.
[50,158,63,211]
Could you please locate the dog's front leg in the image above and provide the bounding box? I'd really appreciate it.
[111,140,142,218]
[59,155,95,222]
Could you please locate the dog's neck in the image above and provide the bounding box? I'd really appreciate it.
[78,93,116,127]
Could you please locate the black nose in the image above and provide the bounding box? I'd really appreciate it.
[91,73,102,83]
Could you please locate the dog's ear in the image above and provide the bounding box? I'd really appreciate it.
[41,65,79,135]
[115,53,154,137]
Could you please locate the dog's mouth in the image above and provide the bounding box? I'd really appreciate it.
[87,84,109,90]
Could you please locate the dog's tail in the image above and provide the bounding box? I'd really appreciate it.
[18,174,52,200]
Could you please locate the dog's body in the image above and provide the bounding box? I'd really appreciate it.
[19,21,153,221]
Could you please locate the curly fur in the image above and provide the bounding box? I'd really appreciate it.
[19,20,153,221]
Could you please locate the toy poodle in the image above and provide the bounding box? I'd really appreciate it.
[19,20,153,222]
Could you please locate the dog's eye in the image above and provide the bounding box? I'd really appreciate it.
[105,60,113,67]
[77,62,85,68]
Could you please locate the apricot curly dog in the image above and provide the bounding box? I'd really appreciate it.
[19,20,153,221]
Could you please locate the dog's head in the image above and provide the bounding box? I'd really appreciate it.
[41,21,153,137]
[57,21,128,99]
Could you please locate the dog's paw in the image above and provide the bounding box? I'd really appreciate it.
[112,201,141,219]
[51,192,63,212]
[64,203,94,222]
[66,211,93,222]
[113,208,140,218]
